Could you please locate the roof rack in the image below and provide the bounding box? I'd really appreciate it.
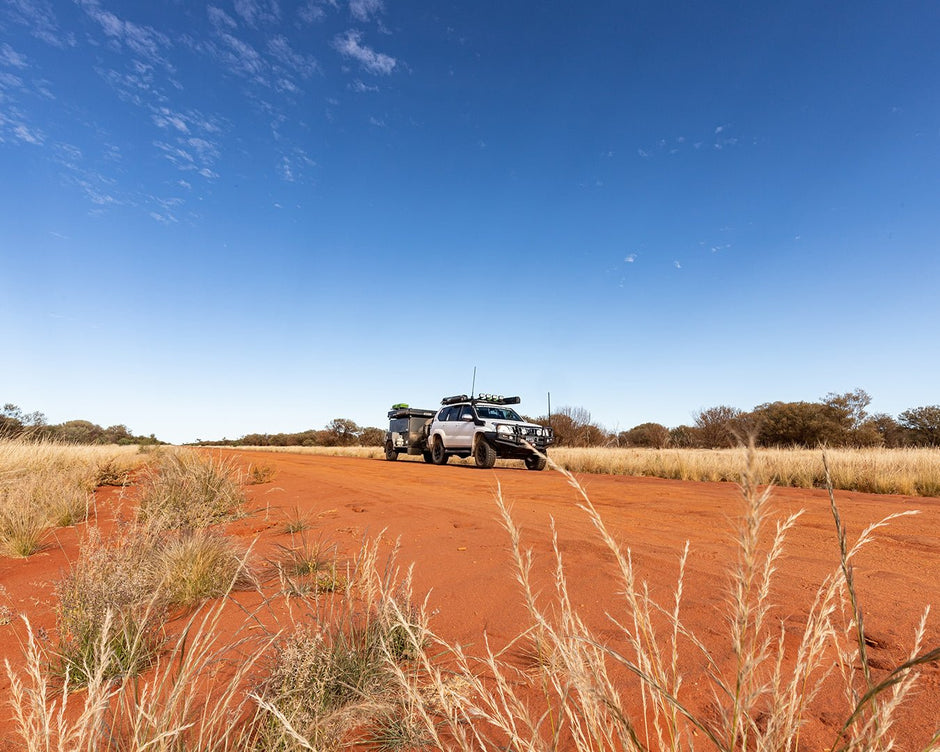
[440,393,521,406]
[441,394,470,405]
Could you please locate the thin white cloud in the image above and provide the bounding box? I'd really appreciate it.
[333,30,395,74]
[673,260,682,269]
[216,32,266,80]
[268,35,318,77]
[233,0,281,27]
[12,122,45,145]
[349,0,383,21]
[0,44,29,69]
[78,0,172,67]
[207,6,238,31]
[624,253,636,263]
[637,148,649,158]
[298,0,337,23]
[3,0,75,48]
[350,79,378,92]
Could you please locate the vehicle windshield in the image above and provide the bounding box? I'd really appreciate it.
[475,405,522,421]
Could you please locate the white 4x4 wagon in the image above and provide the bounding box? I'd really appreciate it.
[427,394,553,470]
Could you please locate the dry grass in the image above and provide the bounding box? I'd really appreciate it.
[0,440,147,558]
[6,442,937,751]
[56,527,166,684]
[548,446,940,496]
[228,444,940,496]
[137,450,245,529]
[157,529,254,607]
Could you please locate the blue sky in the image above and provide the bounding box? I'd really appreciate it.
[2,0,938,443]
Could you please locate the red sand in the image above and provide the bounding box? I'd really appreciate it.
[1,450,937,749]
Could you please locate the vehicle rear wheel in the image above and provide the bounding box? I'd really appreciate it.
[384,443,398,461]
[431,439,449,465]
[474,439,497,469]
[524,454,547,471]
[422,451,434,464]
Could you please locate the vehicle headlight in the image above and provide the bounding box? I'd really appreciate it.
[496,424,512,435]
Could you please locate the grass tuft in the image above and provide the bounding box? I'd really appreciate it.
[137,450,245,529]
[157,529,254,607]
[247,462,278,484]
[56,528,164,684]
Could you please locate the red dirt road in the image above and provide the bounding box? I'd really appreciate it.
[1,450,938,749]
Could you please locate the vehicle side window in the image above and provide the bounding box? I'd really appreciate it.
[437,407,453,421]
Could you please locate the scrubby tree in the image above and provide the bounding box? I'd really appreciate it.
[669,424,697,448]
[55,420,106,444]
[866,413,907,448]
[824,388,872,430]
[324,418,359,447]
[621,422,670,448]
[358,427,385,446]
[694,405,744,448]
[751,401,847,447]
[898,405,940,446]
[545,406,606,447]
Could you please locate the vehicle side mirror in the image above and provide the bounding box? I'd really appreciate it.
[460,414,473,421]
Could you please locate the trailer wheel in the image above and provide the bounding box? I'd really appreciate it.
[422,451,434,464]
[384,443,398,461]
[474,439,497,469]
[524,454,547,471]
[430,438,449,465]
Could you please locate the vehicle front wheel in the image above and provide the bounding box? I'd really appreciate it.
[474,439,497,469]
[431,439,449,465]
[524,454,547,471]
[384,443,398,461]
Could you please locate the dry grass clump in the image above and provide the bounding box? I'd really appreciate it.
[252,542,427,751]
[270,535,346,599]
[247,462,277,484]
[0,439,147,558]
[549,446,940,496]
[56,528,165,684]
[137,450,245,529]
[56,525,254,684]
[158,530,254,608]
[0,469,93,557]
[7,598,269,752]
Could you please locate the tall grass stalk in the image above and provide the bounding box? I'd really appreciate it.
[376,448,938,751]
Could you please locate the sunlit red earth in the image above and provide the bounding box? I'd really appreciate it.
[1,451,937,749]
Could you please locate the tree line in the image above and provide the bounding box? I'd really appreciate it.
[1,403,163,445]
[190,418,386,448]
[6,390,939,449]
[537,390,940,448]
